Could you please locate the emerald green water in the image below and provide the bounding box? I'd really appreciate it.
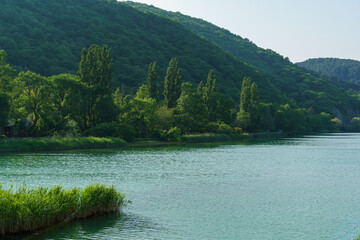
[1,134,360,239]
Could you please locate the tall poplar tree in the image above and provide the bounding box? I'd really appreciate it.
[250,82,260,131]
[204,69,216,109]
[78,44,115,130]
[238,77,252,130]
[164,58,181,108]
[147,61,158,101]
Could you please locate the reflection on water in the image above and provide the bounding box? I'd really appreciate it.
[1,134,360,239]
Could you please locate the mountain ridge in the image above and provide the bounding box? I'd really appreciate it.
[297,58,360,86]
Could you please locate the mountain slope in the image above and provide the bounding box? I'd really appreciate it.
[297,58,360,85]
[0,0,283,103]
[126,2,360,116]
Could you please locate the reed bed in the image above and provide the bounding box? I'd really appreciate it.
[0,183,125,236]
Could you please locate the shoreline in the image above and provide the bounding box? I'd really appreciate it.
[0,132,286,153]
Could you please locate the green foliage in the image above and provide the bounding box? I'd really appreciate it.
[237,77,253,131]
[9,71,53,135]
[147,61,158,100]
[164,58,182,108]
[0,50,6,66]
[274,104,308,135]
[153,106,174,131]
[297,58,360,85]
[349,117,360,132]
[128,2,360,122]
[0,183,124,236]
[206,122,234,135]
[78,44,115,130]
[0,50,16,92]
[119,97,157,137]
[175,82,207,133]
[85,122,135,141]
[0,0,283,102]
[0,92,9,128]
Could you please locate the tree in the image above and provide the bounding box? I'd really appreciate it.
[147,61,158,100]
[250,82,260,131]
[0,92,9,128]
[164,58,181,108]
[204,69,216,109]
[175,82,207,133]
[78,45,115,129]
[51,74,89,132]
[10,71,52,135]
[0,50,6,66]
[237,77,252,131]
[0,50,16,92]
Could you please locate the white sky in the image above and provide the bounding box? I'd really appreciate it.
[121,0,360,63]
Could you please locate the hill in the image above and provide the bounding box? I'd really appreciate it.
[297,58,360,85]
[125,2,360,117]
[0,0,283,103]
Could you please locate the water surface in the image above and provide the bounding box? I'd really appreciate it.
[1,134,360,239]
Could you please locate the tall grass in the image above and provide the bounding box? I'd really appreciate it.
[0,183,125,236]
[0,137,126,152]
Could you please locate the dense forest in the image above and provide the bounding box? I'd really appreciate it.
[126,2,360,118]
[297,58,360,85]
[0,0,283,103]
[1,0,360,139]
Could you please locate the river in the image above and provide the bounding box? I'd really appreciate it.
[1,134,360,239]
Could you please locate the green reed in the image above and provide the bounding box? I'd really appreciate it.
[0,183,125,236]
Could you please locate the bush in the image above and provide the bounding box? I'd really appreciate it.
[233,127,243,135]
[0,135,7,141]
[217,123,233,134]
[152,127,181,142]
[85,122,135,141]
[206,122,234,134]
[166,127,181,142]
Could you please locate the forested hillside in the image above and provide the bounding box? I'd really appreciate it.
[0,0,283,103]
[1,0,360,139]
[297,58,360,85]
[126,2,360,116]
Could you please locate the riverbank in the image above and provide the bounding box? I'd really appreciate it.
[0,137,126,153]
[180,132,285,143]
[0,132,285,153]
[0,184,125,237]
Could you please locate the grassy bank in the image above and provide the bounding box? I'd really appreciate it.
[0,183,125,236]
[0,133,287,153]
[0,137,126,152]
[180,132,285,143]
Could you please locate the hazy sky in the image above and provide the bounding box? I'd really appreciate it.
[121,0,360,63]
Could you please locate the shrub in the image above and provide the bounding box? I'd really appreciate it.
[165,127,181,142]
[85,122,135,141]
[153,127,181,142]
[233,127,243,135]
[206,122,234,134]
[0,135,7,141]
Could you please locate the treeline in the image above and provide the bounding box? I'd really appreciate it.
[0,46,345,140]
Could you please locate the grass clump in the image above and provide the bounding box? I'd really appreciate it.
[0,183,125,236]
